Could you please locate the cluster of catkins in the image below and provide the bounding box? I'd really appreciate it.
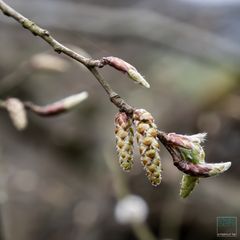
[115,109,162,186]
[115,109,232,197]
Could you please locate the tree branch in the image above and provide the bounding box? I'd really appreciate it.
[0,0,134,114]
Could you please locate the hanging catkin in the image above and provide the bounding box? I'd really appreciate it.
[133,109,162,186]
[115,112,134,171]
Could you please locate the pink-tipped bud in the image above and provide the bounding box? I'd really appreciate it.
[103,56,150,88]
[25,92,88,116]
[158,132,231,178]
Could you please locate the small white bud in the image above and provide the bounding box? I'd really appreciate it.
[127,68,150,88]
[5,98,28,130]
[103,57,150,88]
[63,91,88,110]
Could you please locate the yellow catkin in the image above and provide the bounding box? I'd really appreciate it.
[115,112,134,171]
[133,109,162,186]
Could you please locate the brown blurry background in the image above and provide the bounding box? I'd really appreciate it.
[0,0,240,239]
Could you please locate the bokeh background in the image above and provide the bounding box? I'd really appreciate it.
[0,0,240,239]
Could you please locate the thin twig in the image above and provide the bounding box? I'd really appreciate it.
[0,0,134,114]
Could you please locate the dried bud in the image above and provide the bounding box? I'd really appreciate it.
[133,109,162,186]
[180,174,199,198]
[115,112,134,171]
[5,98,28,130]
[158,132,231,178]
[102,56,150,88]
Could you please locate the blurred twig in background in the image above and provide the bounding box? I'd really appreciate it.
[0,53,70,95]
[1,1,240,71]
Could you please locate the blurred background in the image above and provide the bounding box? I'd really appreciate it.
[0,0,240,239]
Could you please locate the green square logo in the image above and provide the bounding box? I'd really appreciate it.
[217,216,237,237]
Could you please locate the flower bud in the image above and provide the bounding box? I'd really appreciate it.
[62,91,88,110]
[115,112,134,171]
[5,98,28,130]
[25,92,88,116]
[102,56,150,88]
[127,68,150,88]
[158,132,231,178]
[133,109,162,186]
